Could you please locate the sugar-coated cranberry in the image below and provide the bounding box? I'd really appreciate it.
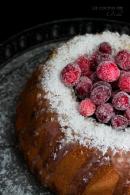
[76,55,92,76]
[79,98,96,117]
[61,63,81,86]
[95,103,114,123]
[115,50,130,70]
[92,81,112,90]
[124,107,130,125]
[111,115,128,130]
[90,85,111,105]
[75,76,92,100]
[118,72,130,92]
[112,91,130,111]
[96,61,120,82]
[90,51,112,68]
[98,42,112,54]
[96,53,113,65]
[61,42,130,130]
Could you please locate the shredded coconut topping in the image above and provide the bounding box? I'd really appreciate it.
[42,31,130,153]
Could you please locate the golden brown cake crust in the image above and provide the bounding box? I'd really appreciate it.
[16,64,130,195]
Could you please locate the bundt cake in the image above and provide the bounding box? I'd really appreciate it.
[16,31,130,195]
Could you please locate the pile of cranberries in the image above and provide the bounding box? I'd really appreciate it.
[61,42,130,130]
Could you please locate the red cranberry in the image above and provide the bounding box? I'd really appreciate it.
[98,42,112,54]
[75,76,92,100]
[124,107,130,125]
[90,51,112,67]
[76,55,92,76]
[115,50,130,70]
[96,61,120,82]
[118,72,130,92]
[92,81,112,90]
[90,85,111,105]
[111,115,128,130]
[61,63,81,86]
[95,103,114,123]
[79,98,96,117]
[112,91,130,111]
[96,52,113,65]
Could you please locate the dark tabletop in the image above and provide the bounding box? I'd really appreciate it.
[0,0,129,43]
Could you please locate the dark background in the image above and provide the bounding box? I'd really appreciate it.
[0,1,129,43]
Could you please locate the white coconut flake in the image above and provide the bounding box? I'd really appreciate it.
[42,31,130,153]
